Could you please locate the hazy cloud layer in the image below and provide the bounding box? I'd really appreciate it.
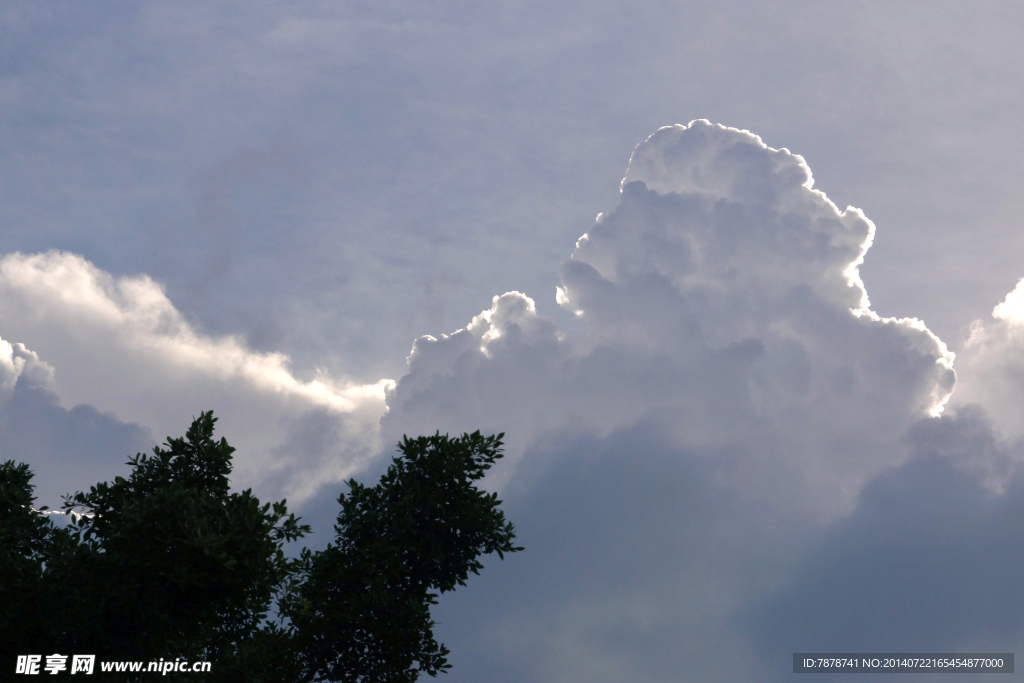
[7,3,1024,678]
[0,252,392,504]
[7,2,1024,382]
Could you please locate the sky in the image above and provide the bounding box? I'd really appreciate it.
[4,2,1024,681]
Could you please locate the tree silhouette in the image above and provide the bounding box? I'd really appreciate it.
[0,412,521,682]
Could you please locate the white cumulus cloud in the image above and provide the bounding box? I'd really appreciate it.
[384,122,1024,683]
[949,277,1024,443]
[0,251,392,503]
[0,336,54,400]
[384,120,955,519]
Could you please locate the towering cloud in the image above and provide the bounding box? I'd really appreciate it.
[377,121,1024,682]
[384,120,955,519]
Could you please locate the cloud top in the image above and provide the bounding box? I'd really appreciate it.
[573,120,876,319]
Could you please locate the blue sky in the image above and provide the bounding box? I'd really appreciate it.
[4,2,1024,680]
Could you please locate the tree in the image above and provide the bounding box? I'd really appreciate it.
[0,412,521,681]
[0,461,66,659]
[284,431,520,682]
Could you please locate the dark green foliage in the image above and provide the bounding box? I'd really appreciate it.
[0,460,65,659]
[0,414,520,682]
[285,432,523,682]
[59,411,308,664]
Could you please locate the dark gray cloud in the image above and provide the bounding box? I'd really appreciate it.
[745,406,1024,682]
[0,361,153,512]
[428,425,805,682]
[423,407,1024,683]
